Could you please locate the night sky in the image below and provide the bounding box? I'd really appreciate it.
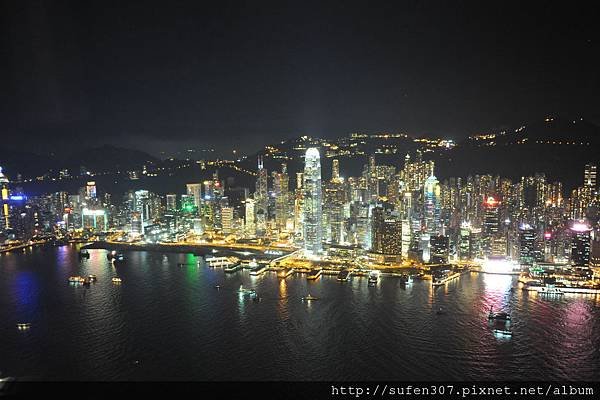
[1,1,598,157]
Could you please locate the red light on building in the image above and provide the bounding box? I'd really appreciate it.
[484,196,499,207]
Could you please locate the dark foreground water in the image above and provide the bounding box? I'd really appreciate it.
[1,245,599,381]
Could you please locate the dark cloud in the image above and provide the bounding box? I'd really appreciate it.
[1,0,599,157]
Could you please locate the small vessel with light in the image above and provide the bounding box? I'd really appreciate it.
[493,328,513,336]
[68,276,85,284]
[17,323,32,330]
[302,294,319,301]
[488,306,511,321]
[368,270,379,286]
[112,277,122,284]
[78,250,90,259]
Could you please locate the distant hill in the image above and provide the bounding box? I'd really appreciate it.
[0,145,159,180]
[64,144,159,173]
[436,117,600,189]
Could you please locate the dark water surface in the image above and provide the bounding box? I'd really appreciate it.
[1,245,599,381]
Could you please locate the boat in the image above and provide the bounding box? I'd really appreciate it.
[399,273,413,284]
[436,307,444,315]
[493,329,513,336]
[488,306,511,321]
[17,323,31,330]
[302,294,319,301]
[237,285,258,299]
[78,250,90,259]
[88,275,97,282]
[214,285,221,289]
[337,269,350,282]
[112,277,122,284]
[539,284,564,296]
[82,277,91,286]
[68,276,85,284]
[368,270,379,286]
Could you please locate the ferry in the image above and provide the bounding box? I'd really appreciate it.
[108,251,125,263]
[68,276,85,284]
[538,285,564,297]
[78,250,90,259]
[277,268,294,278]
[493,329,513,336]
[206,256,239,268]
[523,283,600,295]
[301,294,319,301]
[112,277,122,284]
[306,269,322,280]
[368,270,380,285]
[17,323,31,330]
[237,285,258,299]
[488,306,511,321]
[336,269,350,282]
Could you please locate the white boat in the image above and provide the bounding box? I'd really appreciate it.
[539,285,564,296]
[368,270,379,285]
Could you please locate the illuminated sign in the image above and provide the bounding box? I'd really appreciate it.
[9,195,26,201]
[82,208,106,216]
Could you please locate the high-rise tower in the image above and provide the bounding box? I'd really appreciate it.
[303,148,323,255]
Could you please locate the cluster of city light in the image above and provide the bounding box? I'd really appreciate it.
[481,258,519,274]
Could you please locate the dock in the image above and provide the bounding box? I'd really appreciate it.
[432,270,466,287]
[336,269,350,281]
[224,263,242,273]
[307,269,322,280]
[249,263,268,276]
[277,268,294,279]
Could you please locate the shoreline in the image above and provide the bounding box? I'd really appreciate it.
[82,241,294,260]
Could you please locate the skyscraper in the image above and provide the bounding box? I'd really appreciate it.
[571,222,592,267]
[0,167,10,230]
[244,198,256,238]
[423,174,441,235]
[584,164,597,190]
[518,224,536,266]
[255,157,268,237]
[303,148,323,256]
[272,163,289,232]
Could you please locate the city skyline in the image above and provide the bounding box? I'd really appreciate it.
[2,1,600,392]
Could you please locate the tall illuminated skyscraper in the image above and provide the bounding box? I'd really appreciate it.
[303,148,323,255]
[0,167,10,230]
[255,156,268,237]
[272,163,289,232]
[584,164,597,190]
[423,174,441,235]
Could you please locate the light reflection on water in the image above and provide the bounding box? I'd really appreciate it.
[0,245,598,381]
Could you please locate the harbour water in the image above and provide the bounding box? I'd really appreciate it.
[1,245,599,381]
